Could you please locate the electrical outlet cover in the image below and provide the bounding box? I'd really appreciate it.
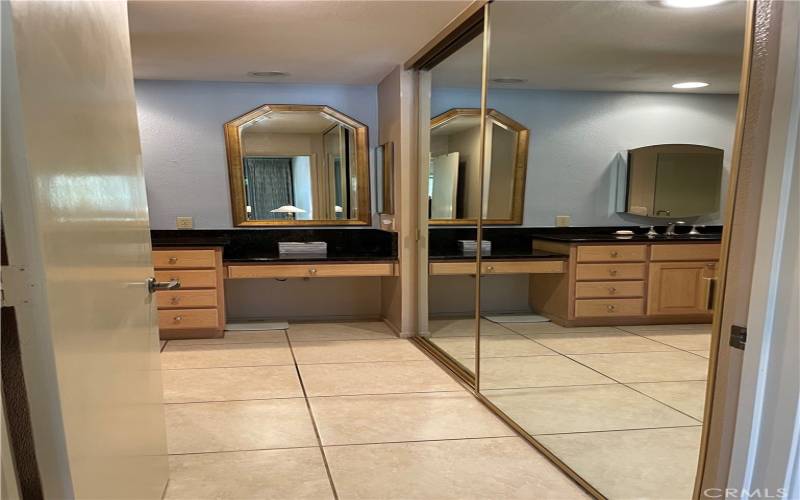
[176,216,193,229]
[555,215,571,227]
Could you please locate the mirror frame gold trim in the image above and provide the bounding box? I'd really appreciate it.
[429,108,529,225]
[223,104,371,226]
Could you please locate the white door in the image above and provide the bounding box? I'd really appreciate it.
[430,152,460,218]
[2,1,168,498]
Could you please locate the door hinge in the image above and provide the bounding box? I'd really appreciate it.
[730,325,747,350]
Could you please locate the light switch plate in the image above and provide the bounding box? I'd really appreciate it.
[176,216,193,229]
[555,215,571,227]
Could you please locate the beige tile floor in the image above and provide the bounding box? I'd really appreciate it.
[160,321,588,499]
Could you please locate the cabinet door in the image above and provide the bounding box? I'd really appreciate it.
[647,261,717,315]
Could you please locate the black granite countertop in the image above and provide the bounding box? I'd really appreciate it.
[427,225,722,260]
[151,229,397,262]
[531,233,722,243]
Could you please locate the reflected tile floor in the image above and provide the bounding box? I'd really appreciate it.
[160,321,584,499]
[483,320,712,500]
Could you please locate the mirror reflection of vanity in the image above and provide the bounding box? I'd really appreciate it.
[224,104,370,226]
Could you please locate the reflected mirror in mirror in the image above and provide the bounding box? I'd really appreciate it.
[429,109,528,224]
[621,144,723,218]
[376,142,394,215]
[224,105,370,226]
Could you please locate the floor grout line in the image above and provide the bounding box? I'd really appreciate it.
[167,444,320,457]
[321,435,521,449]
[163,389,471,406]
[160,356,439,371]
[531,424,703,438]
[284,330,340,500]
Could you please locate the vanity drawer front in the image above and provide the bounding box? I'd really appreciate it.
[155,270,217,289]
[156,289,218,309]
[577,245,646,262]
[575,281,645,299]
[650,244,720,261]
[158,308,219,330]
[575,298,644,317]
[153,249,216,269]
[576,263,646,281]
[482,260,566,275]
[226,263,396,279]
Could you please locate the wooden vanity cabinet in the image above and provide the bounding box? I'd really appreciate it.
[152,247,225,339]
[530,240,720,326]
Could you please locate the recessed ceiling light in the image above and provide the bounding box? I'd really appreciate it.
[672,81,710,89]
[491,77,527,84]
[660,0,727,8]
[248,71,289,78]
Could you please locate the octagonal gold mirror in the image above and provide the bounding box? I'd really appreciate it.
[224,104,370,226]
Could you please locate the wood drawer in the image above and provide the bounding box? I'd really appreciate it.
[575,298,644,317]
[650,244,721,262]
[226,262,396,279]
[482,260,565,275]
[575,281,645,299]
[156,289,218,309]
[576,263,646,281]
[158,308,219,330]
[430,260,565,275]
[577,245,646,262]
[155,269,217,289]
[153,249,216,269]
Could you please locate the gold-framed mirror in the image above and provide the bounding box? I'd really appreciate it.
[224,104,370,226]
[429,108,529,225]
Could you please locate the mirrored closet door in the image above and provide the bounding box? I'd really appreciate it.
[417,11,488,383]
[475,1,747,499]
[414,0,748,498]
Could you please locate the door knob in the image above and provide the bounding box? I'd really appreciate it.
[146,277,181,293]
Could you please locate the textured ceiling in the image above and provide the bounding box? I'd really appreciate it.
[129,0,747,93]
[432,0,747,93]
[128,0,470,84]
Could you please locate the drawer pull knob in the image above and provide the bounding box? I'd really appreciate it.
[487,265,494,272]
[610,251,619,258]
[174,315,183,322]
[607,305,616,312]
[168,257,178,264]
[309,268,317,275]
[609,269,618,276]
[706,263,716,268]
[170,297,180,304]
[608,287,617,294]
